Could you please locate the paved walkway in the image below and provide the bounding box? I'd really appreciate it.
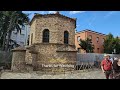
[0,69,106,79]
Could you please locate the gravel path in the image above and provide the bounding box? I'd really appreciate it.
[0,69,106,79]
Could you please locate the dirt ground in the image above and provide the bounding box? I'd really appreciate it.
[0,69,106,79]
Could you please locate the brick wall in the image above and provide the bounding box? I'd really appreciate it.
[30,15,76,45]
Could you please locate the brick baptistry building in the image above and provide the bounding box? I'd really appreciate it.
[11,12,77,72]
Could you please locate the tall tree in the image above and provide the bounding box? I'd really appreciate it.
[103,33,120,54]
[112,36,120,54]
[103,33,114,54]
[0,11,11,50]
[79,38,94,53]
[0,11,29,51]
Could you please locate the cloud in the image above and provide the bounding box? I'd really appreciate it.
[40,11,45,14]
[88,16,96,26]
[104,11,117,18]
[48,11,57,14]
[22,11,32,14]
[23,11,46,20]
[77,25,80,27]
[69,11,86,14]
[23,11,45,17]
[33,11,45,14]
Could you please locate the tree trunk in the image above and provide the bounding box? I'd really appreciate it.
[4,12,16,51]
[2,34,6,51]
[5,20,14,51]
[5,31,11,51]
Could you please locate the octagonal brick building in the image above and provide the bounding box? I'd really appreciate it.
[12,12,77,71]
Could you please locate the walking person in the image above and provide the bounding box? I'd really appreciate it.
[101,54,113,79]
[112,58,120,79]
[109,56,114,77]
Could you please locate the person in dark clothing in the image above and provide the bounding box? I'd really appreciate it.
[112,58,120,79]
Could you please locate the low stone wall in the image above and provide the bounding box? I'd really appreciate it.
[32,43,77,71]
[11,47,27,72]
[11,43,77,72]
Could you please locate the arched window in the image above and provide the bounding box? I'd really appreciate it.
[89,35,92,40]
[77,36,80,42]
[64,31,69,44]
[96,37,99,43]
[43,29,49,43]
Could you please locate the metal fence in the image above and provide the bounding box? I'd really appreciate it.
[77,53,120,63]
[76,53,120,70]
[0,51,120,74]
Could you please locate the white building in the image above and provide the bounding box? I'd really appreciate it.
[10,24,30,47]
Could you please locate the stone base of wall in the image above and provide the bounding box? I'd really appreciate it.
[29,43,77,72]
[12,44,77,72]
[26,64,33,72]
[34,66,75,72]
[11,47,27,72]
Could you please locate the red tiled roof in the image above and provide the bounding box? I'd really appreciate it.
[76,29,106,36]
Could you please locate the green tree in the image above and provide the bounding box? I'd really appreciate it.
[103,33,120,54]
[79,38,94,53]
[0,11,29,51]
[0,11,12,50]
[112,36,120,54]
[103,33,114,54]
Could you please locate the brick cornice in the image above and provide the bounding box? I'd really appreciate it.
[29,13,76,26]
